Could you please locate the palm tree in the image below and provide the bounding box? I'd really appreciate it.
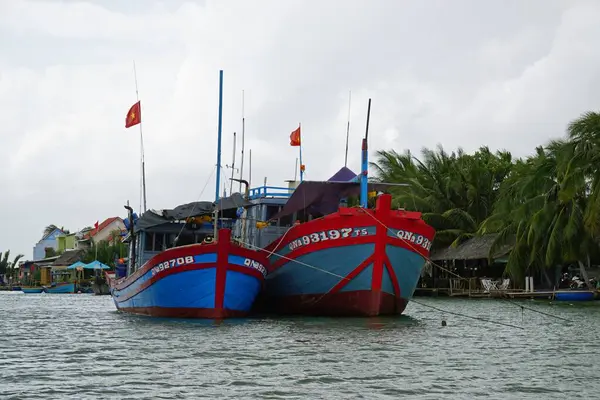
[371,145,512,248]
[481,137,598,287]
[0,251,24,283]
[564,111,600,238]
[10,253,24,282]
[43,224,59,237]
[0,251,10,277]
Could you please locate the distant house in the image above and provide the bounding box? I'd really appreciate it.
[77,217,126,248]
[33,227,65,261]
[57,233,78,253]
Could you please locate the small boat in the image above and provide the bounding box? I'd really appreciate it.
[107,70,268,319]
[21,287,44,294]
[554,290,596,302]
[11,286,22,291]
[42,282,76,294]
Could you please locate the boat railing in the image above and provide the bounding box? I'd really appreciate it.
[248,186,294,200]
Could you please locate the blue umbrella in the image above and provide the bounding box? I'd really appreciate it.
[67,261,87,270]
[85,260,110,270]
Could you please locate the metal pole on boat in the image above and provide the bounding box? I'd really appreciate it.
[360,98,371,208]
[239,90,245,193]
[249,149,252,189]
[213,69,224,242]
[133,61,147,213]
[298,123,304,182]
[215,70,224,203]
[344,90,351,168]
[228,131,237,195]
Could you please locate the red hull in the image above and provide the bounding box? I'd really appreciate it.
[262,194,435,316]
[264,290,408,317]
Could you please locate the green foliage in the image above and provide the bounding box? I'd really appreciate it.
[372,110,600,282]
[0,250,24,282]
[83,230,127,267]
[371,145,512,249]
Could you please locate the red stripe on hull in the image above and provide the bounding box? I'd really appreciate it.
[265,290,408,317]
[117,306,249,319]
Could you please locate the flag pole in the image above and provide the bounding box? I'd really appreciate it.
[299,123,304,182]
[133,60,147,213]
[294,157,298,182]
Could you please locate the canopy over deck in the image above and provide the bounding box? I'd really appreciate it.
[269,167,404,220]
[135,192,251,232]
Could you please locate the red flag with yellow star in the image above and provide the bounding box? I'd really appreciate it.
[125,101,141,128]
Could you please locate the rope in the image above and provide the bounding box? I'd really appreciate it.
[359,207,572,323]
[173,165,217,244]
[499,298,572,322]
[410,298,524,330]
[236,239,351,281]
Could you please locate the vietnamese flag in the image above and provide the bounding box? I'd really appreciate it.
[125,101,141,128]
[290,126,301,146]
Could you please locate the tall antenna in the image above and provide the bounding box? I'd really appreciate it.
[249,149,252,189]
[239,90,245,192]
[227,131,237,195]
[133,61,147,213]
[344,90,352,168]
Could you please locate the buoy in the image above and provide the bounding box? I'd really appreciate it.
[441,320,447,326]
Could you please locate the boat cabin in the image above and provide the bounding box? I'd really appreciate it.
[125,193,250,275]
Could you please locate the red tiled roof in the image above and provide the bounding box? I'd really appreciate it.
[84,217,122,239]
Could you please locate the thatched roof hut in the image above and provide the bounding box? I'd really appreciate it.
[50,250,86,269]
[430,233,513,262]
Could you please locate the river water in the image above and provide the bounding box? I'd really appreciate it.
[1,292,599,399]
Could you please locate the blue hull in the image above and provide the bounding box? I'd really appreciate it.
[555,291,596,301]
[113,266,262,318]
[109,236,268,319]
[22,288,44,294]
[43,283,76,294]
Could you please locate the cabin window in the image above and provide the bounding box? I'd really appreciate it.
[279,213,293,227]
[265,205,280,221]
[176,233,195,247]
[153,233,165,251]
[166,234,177,249]
[143,233,153,251]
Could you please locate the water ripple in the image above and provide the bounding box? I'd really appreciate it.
[1,293,599,399]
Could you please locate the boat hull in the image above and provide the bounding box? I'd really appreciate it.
[43,283,76,294]
[263,194,435,317]
[22,287,44,294]
[108,229,267,319]
[554,291,596,301]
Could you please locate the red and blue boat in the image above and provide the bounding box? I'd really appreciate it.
[241,99,436,316]
[106,70,268,319]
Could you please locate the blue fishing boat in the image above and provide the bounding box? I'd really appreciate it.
[554,290,596,302]
[21,287,44,294]
[106,70,268,319]
[43,282,76,294]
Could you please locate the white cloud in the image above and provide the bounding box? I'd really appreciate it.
[1,0,600,258]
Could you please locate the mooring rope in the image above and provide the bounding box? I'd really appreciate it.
[359,208,573,324]
[410,298,524,330]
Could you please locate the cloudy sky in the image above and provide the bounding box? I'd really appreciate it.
[1,0,599,259]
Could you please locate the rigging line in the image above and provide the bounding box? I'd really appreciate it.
[359,207,573,323]
[410,298,524,330]
[173,165,217,243]
[499,297,572,323]
[237,239,351,280]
